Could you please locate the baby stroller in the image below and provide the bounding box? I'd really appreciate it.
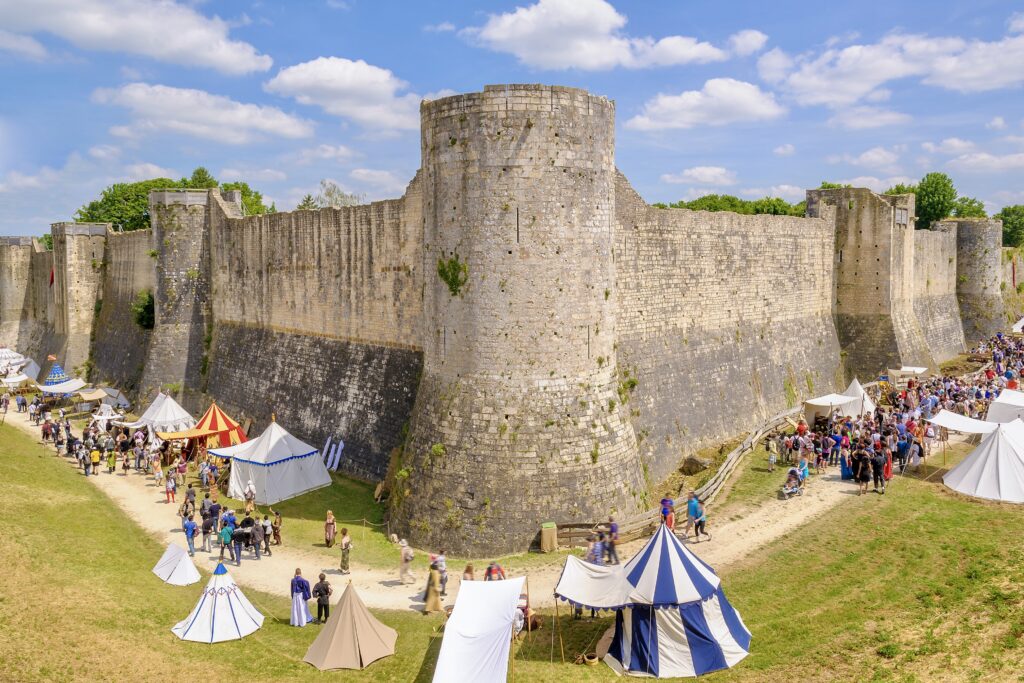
[782,467,804,499]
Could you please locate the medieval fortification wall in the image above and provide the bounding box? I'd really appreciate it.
[0,83,1008,554]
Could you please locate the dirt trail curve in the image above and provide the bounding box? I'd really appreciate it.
[8,408,940,611]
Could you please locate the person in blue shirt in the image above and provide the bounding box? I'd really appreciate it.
[183,514,197,556]
[290,568,313,627]
[685,491,700,540]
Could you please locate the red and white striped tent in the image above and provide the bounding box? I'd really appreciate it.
[158,402,247,447]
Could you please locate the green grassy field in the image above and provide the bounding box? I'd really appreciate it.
[5,421,1024,682]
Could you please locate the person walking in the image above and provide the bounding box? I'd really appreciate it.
[106,448,116,474]
[871,446,887,495]
[250,517,263,560]
[165,475,176,504]
[271,509,282,546]
[218,523,235,563]
[339,527,351,574]
[201,513,215,553]
[243,480,256,515]
[693,499,711,542]
[606,516,620,565]
[853,444,871,495]
[399,540,415,584]
[261,515,273,556]
[424,563,443,614]
[436,549,448,596]
[312,573,333,624]
[324,510,336,548]
[231,526,246,566]
[290,569,313,627]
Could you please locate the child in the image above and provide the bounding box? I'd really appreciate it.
[121,450,131,474]
[153,458,163,486]
[165,475,176,504]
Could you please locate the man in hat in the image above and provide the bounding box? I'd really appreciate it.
[290,568,313,627]
[399,540,415,584]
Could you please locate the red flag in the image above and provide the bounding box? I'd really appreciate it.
[46,354,56,361]
[49,268,54,287]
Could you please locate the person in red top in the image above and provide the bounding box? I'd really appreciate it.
[796,420,808,436]
[665,506,676,531]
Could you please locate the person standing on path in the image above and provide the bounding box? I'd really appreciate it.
[271,509,282,546]
[261,515,273,556]
[424,563,443,614]
[231,526,246,566]
[250,517,264,559]
[399,540,415,584]
[201,513,215,553]
[871,445,887,495]
[218,523,235,563]
[312,573,333,624]
[290,569,313,627]
[183,514,197,556]
[339,527,351,574]
[165,475,176,503]
[693,499,711,542]
[436,549,448,596]
[324,510,336,548]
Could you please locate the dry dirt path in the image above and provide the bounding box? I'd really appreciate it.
[11,407,935,611]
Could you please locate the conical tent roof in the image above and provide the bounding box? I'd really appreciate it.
[842,378,876,416]
[944,419,1024,503]
[152,543,201,586]
[211,421,331,505]
[304,584,397,670]
[158,402,247,446]
[0,347,26,370]
[43,363,69,385]
[171,563,263,643]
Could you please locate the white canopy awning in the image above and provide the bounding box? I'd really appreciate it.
[37,378,87,394]
[987,389,1024,424]
[433,576,526,683]
[802,393,859,423]
[928,409,999,434]
[842,378,876,416]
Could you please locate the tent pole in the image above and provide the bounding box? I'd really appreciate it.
[555,598,565,663]
[525,577,532,638]
[510,621,516,683]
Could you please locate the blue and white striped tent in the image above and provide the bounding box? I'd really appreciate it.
[554,524,751,678]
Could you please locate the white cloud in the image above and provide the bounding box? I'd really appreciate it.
[425,22,456,32]
[921,137,974,154]
[660,166,736,186]
[828,145,903,173]
[220,167,287,183]
[88,144,121,160]
[0,0,271,74]
[773,143,795,157]
[626,78,785,131]
[93,82,314,144]
[265,57,421,130]
[1012,13,1024,33]
[740,184,805,201]
[124,162,177,180]
[0,29,47,60]
[463,0,730,70]
[349,168,410,197]
[763,27,1024,108]
[949,152,1024,172]
[827,106,911,130]
[987,116,1007,130]
[728,29,768,56]
[296,144,357,164]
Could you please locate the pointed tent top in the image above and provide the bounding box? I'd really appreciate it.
[303,583,398,670]
[213,562,228,575]
[944,419,1024,503]
[43,363,69,385]
[209,421,318,465]
[623,523,720,605]
[158,402,247,446]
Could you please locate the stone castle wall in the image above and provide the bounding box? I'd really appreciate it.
[92,229,155,393]
[203,181,425,481]
[912,225,965,362]
[1001,248,1024,327]
[0,82,1012,554]
[615,173,842,483]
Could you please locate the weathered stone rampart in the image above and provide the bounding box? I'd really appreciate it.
[615,174,842,483]
[0,82,1014,554]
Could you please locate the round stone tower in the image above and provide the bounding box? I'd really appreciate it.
[392,84,645,555]
[954,218,1005,343]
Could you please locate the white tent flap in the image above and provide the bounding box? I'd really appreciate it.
[987,389,1024,424]
[928,410,999,434]
[152,543,201,586]
[38,378,87,394]
[944,419,1024,503]
[432,577,526,683]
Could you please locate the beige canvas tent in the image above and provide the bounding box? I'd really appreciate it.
[303,583,397,671]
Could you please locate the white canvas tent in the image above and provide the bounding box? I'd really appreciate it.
[928,410,999,435]
[943,419,1024,503]
[1013,317,1024,333]
[0,347,26,371]
[842,378,876,416]
[115,392,195,432]
[4,358,40,388]
[432,576,526,683]
[89,403,121,430]
[209,420,332,505]
[37,377,87,394]
[171,563,263,643]
[986,389,1024,424]
[152,543,201,586]
[802,393,859,424]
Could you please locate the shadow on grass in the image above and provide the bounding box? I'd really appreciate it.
[412,631,444,683]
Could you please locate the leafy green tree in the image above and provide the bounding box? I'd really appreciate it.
[952,196,987,218]
[819,181,852,189]
[184,167,218,189]
[751,197,795,215]
[75,177,180,231]
[655,193,805,216]
[885,183,917,195]
[295,194,319,211]
[997,205,1024,247]
[915,172,957,230]
[220,181,274,215]
[39,234,53,251]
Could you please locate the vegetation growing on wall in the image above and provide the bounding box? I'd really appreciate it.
[437,254,469,296]
[75,167,274,231]
[130,289,155,330]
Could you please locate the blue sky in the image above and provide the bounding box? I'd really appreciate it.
[1,0,1022,235]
